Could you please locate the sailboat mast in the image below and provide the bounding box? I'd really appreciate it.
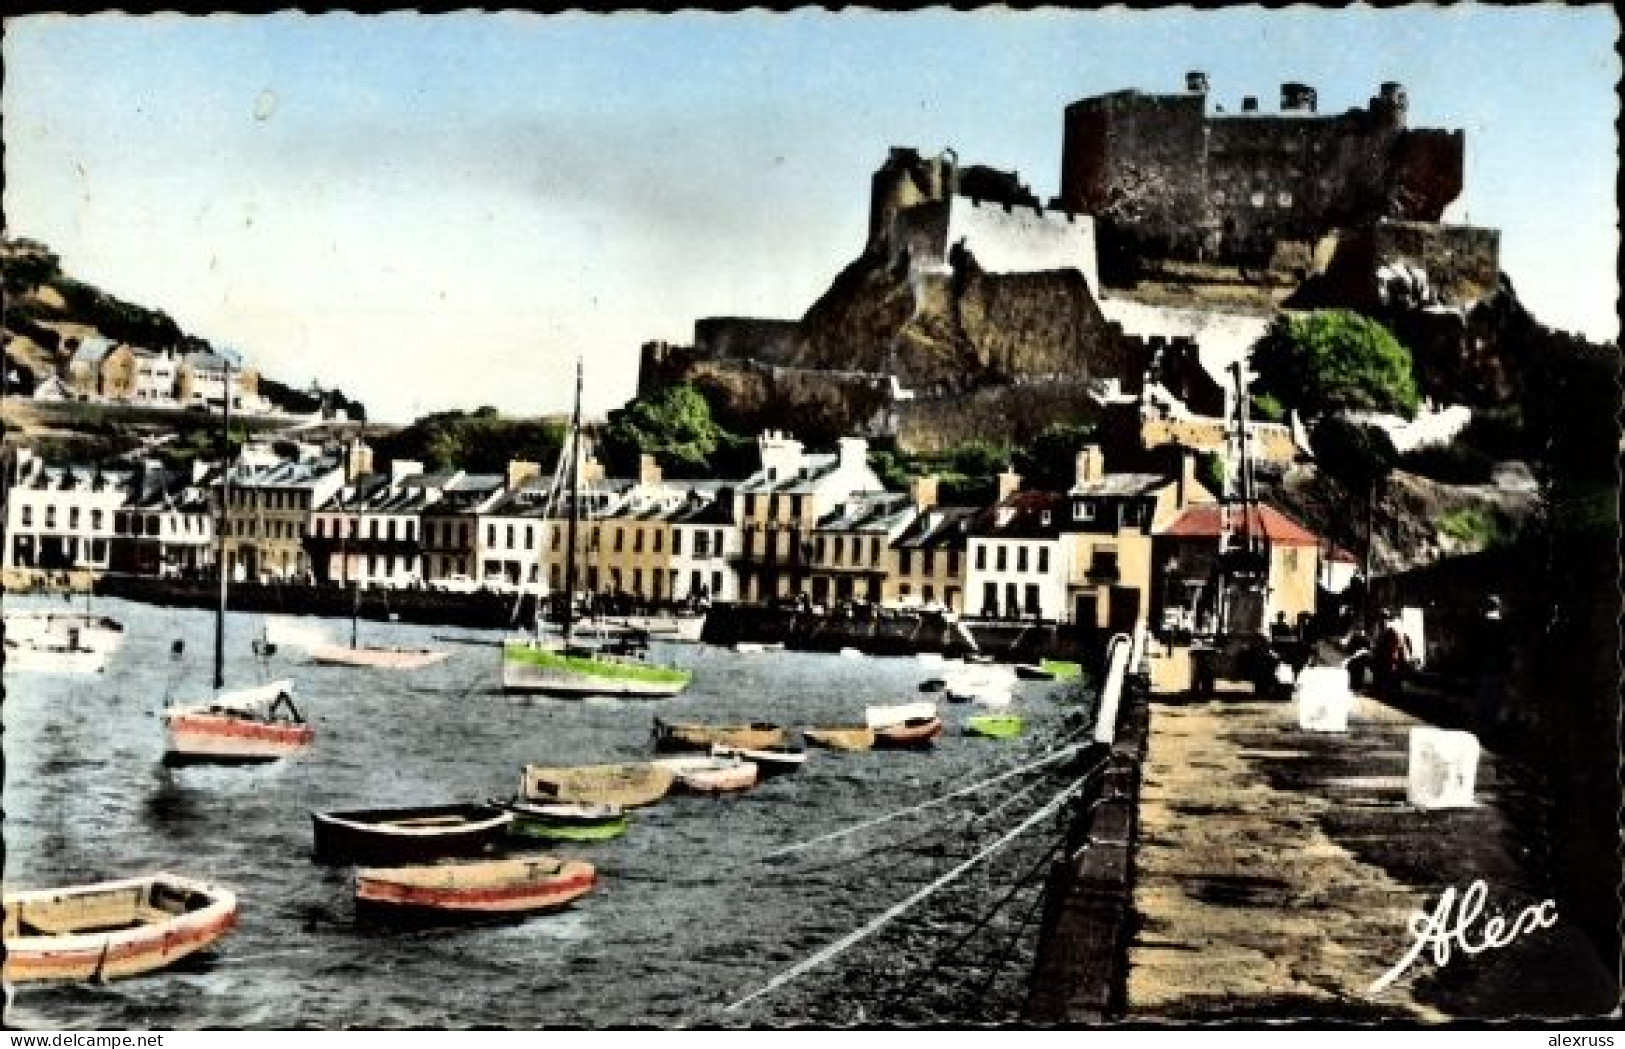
[562,359,583,645]
[213,362,233,691]
[351,578,360,649]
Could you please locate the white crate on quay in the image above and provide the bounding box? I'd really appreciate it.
[1407,726,1480,809]
[1295,665,1353,733]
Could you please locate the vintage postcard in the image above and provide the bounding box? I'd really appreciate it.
[1,7,1619,1032]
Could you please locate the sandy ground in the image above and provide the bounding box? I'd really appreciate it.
[1127,689,1617,1022]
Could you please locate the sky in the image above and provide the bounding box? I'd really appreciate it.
[4,8,1619,423]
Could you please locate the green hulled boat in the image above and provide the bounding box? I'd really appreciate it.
[1040,659,1083,681]
[964,714,1025,739]
[501,800,629,842]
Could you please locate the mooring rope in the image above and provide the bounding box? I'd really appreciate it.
[723,770,1097,1014]
[758,728,1094,862]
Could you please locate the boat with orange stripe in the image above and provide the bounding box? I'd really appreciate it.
[3,873,237,983]
[354,857,595,920]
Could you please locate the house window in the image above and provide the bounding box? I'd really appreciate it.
[745,494,757,517]
[1285,548,1299,570]
[1017,547,1028,573]
[982,582,998,616]
[369,519,379,540]
[387,520,397,542]
[711,571,723,597]
[713,530,723,555]
[488,524,496,547]
[948,550,960,576]
[633,569,643,595]
[314,518,324,539]
[1025,584,1041,616]
[1039,547,1050,573]
[45,506,56,529]
[615,528,624,553]
[20,506,32,527]
[672,531,683,556]
[899,550,912,575]
[996,546,1007,572]
[460,523,470,547]
[549,565,561,588]
[833,538,844,565]
[814,537,826,562]
[91,509,103,531]
[525,525,534,550]
[506,525,515,550]
[1090,549,1119,581]
[870,538,880,564]
[900,584,911,599]
[975,546,986,571]
[790,495,803,519]
[923,550,935,576]
[769,495,780,518]
[654,531,663,554]
[923,585,935,604]
[634,529,644,554]
[367,554,377,576]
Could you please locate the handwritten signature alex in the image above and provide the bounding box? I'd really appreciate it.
[1368,879,1558,995]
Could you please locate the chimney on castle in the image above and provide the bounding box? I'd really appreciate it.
[1185,70,1209,95]
[507,459,540,490]
[1074,445,1106,488]
[997,467,1022,503]
[638,454,662,487]
[757,430,805,481]
[909,474,939,511]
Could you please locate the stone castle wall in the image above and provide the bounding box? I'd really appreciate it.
[891,197,1100,294]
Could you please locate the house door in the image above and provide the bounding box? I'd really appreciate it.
[1073,593,1098,628]
[1108,586,1142,633]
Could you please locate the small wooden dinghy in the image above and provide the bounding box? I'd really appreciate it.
[653,756,760,794]
[3,873,236,983]
[311,804,512,864]
[711,742,807,776]
[803,726,875,752]
[1015,663,1056,681]
[874,716,944,750]
[965,714,1025,739]
[309,644,450,670]
[499,800,629,842]
[866,701,938,729]
[521,762,675,808]
[162,680,314,765]
[355,856,595,919]
[652,717,787,753]
[918,677,947,694]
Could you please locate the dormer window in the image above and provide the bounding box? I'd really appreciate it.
[1075,500,1097,522]
[996,508,1016,528]
[1040,510,1052,526]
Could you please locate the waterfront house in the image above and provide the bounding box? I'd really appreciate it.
[804,490,917,608]
[110,461,216,578]
[130,347,180,405]
[65,337,137,401]
[1064,445,1213,632]
[965,472,1070,621]
[732,433,887,605]
[885,477,975,616]
[1152,501,1323,634]
[2,448,131,584]
[666,487,738,606]
[220,451,346,583]
[419,470,506,584]
[306,461,453,588]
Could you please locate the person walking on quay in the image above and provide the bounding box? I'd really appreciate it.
[1371,608,1413,700]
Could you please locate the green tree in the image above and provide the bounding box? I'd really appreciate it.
[1252,310,1421,419]
[1013,422,1096,490]
[599,383,742,479]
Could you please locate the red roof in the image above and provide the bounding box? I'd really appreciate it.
[1160,503,1320,547]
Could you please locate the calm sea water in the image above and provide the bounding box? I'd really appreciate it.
[3,595,1095,1029]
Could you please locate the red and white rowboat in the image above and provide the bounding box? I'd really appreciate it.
[873,716,945,750]
[355,856,595,918]
[653,756,760,794]
[162,680,314,765]
[3,873,237,983]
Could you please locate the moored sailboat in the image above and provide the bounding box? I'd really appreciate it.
[500,360,692,698]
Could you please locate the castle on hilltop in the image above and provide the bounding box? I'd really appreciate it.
[637,73,1501,454]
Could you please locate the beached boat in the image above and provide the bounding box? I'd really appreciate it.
[604,613,707,644]
[1014,663,1056,681]
[652,717,787,753]
[309,643,449,670]
[945,665,1016,707]
[311,804,512,864]
[838,647,864,659]
[521,762,676,808]
[3,873,237,983]
[865,701,938,729]
[803,726,876,752]
[710,742,807,776]
[965,714,1025,739]
[3,637,109,675]
[874,716,944,750]
[1040,659,1083,681]
[355,856,595,919]
[733,641,784,654]
[499,800,629,842]
[654,756,760,794]
[163,680,314,765]
[918,677,947,693]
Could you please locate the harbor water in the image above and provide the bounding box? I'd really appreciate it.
[3,596,1096,1028]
